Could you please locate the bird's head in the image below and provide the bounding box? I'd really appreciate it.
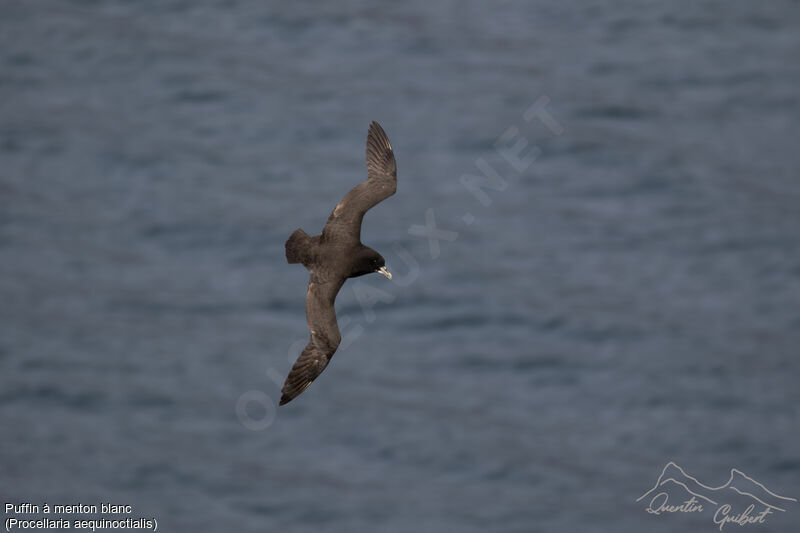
[351,247,392,280]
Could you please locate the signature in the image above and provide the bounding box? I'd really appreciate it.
[637,461,796,531]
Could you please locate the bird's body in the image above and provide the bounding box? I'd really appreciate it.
[280,121,397,405]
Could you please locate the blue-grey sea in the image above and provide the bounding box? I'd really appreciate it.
[2,1,799,532]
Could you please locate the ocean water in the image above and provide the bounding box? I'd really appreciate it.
[1,1,799,532]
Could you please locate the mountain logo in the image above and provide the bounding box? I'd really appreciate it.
[637,461,797,530]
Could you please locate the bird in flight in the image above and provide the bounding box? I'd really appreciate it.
[280,121,397,405]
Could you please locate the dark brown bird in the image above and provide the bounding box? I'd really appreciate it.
[280,121,397,405]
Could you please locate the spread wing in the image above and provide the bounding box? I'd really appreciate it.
[280,278,344,405]
[322,121,397,243]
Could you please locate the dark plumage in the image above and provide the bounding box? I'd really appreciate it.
[280,121,398,405]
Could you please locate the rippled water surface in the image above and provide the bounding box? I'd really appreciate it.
[2,1,799,531]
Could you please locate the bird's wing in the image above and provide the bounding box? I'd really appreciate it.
[280,277,345,405]
[322,121,397,243]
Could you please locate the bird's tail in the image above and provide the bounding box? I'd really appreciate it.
[285,228,312,265]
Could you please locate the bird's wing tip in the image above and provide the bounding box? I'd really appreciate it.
[366,121,392,152]
[280,377,315,406]
[368,120,387,136]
